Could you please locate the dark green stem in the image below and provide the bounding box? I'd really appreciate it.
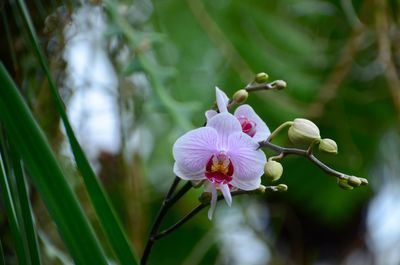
[140,178,192,265]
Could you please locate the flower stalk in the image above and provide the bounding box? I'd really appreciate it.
[142,73,368,265]
[140,178,191,265]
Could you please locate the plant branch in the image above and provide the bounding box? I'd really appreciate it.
[141,178,192,265]
[259,140,347,180]
[154,186,285,241]
[244,80,281,92]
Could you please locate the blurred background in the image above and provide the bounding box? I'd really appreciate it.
[1,0,400,264]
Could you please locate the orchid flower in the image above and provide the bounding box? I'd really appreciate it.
[173,112,266,219]
[206,87,270,142]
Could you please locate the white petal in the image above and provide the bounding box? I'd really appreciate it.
[235,104,270,142]
[207,112,242,150]
[205,110,218,121]
[208,183,218,220]
[227,132,266,184]
[173,163,205,181]
[230,177,261,191]
[220,184,232,207]
[173,127,218,177]
[215,86,229,113]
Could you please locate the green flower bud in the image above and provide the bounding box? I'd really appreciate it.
[359,177,369,186]
[288,118,321,147]
[337,179,354,190]
[277,184,288,192]
[319,138,338,154]
[199,192,212,204]
[257,185,266,194]
[347,176,362,187]
[255,72,269,83]
[264,160,283,182]
[272,80,287,90]
[232,89,248,104]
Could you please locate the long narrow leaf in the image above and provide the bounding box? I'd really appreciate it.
[0,151,27,264]
[13,0,137,265]
[0,238,5,265]
[14,1,138,264]
[0,64,108,264]
[11,149,42,265]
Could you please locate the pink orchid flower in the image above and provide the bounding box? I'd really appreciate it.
[173,112,266,219]
[205,87,270,142]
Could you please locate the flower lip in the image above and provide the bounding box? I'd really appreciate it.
[205,152,234,184]
[237,115,257,137]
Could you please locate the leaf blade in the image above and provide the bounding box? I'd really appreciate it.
[0,63,108,264]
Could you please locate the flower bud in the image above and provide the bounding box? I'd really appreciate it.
[232,89,248,104]
[277,184,288,192]
[347,176,362,187]
[272,80,287,90]
[319,138,338,154]
[199,192,212,204]
[264,160,283,182]
[255,72,269,83]
[257,185,266,194]
[288,118,321,147]
[337,179,354,190]
[359,177,369,186]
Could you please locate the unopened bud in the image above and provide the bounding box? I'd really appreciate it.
[257,185,266,194]
[288,118,321,147]
[264,160,283,182]
[272,80,287,90]
[337,179,354,190]
[347,176,362,187]
[277,184,288,192]
[199,192,212,204]
[359,177,369,186]
[232,89,248,104]
[319,138,338,154]
[255,72,269,83]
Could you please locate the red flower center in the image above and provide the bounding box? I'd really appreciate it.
[205,153,234,184]
[237,116,257,137]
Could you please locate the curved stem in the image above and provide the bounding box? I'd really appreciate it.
[267,121,293,142]
[140,179,192,265]
[244,80,284,92]
[245,82,273,92]
[154,186,283,240]
[259,140,346,180]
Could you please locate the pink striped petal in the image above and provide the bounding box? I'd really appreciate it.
[173,127,218,179]
[173,163,205,180]
[215,87,229,113]
[230,177,261,191]
[208,183,218,220]
[205,110,218,121]
[235,104,270,142]
[207,112,242,150]
[227,132,266,186]
[220,184,232,207]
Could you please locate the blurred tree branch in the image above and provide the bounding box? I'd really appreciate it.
[375,0,400,124]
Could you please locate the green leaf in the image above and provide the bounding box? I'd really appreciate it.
[0,63,108,264]
[0,238,5,265]
[11,149,42,265]
[14,1,138,263]
[0,148,27,264]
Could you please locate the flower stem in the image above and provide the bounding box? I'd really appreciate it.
[259,140,347,180]
[267,121,293,142]
[140,178,192,265]
[154,186,284,240]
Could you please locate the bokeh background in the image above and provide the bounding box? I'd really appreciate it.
[1,0,400,264]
